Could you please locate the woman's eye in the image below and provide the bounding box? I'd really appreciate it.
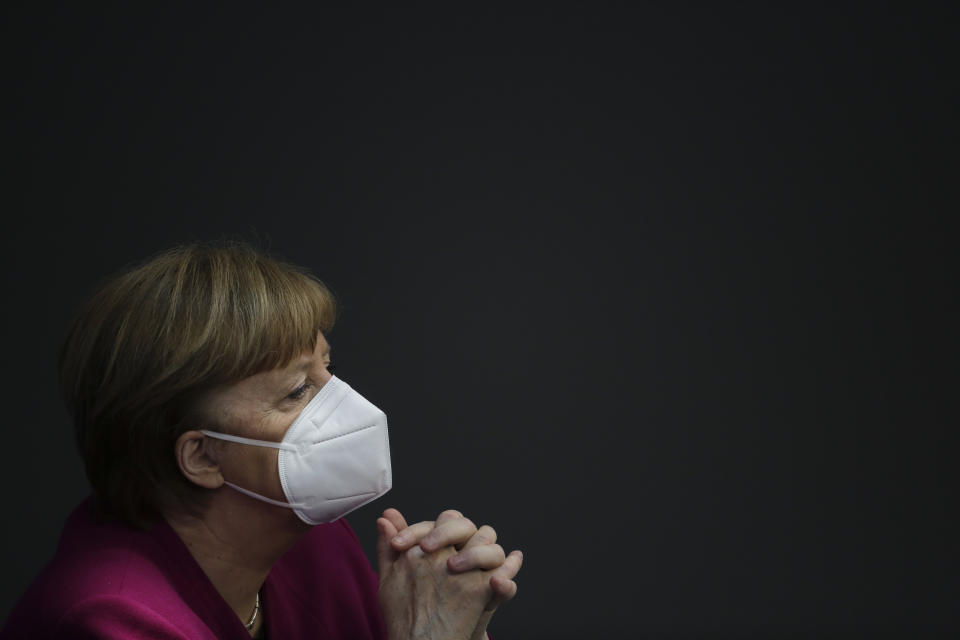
[288,383,312,401]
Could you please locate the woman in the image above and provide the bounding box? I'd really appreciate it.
[1,242,522,639]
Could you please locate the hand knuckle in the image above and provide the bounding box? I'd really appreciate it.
[474,525,494,543]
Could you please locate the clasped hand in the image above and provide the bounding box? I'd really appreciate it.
[376,508,523,640]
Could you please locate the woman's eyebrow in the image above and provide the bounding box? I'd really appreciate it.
[277,367,308,389]
[278,357,313,382]
[286,344,331,377]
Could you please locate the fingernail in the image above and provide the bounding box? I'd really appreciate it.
[448,555,464,569]
[392,535,405,544]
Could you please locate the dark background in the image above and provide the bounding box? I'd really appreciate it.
[2,3,956,638]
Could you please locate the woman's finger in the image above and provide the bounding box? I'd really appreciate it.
[490,549,523,580]
[419,517,478,552]
[486,576,519,611]
[434,509,463,527]
[485,555,523,612]
[460,524,497,551]
[447,543,506,572]
[381,508,409,532]
[376,517,401,582]
[390,520,436,550]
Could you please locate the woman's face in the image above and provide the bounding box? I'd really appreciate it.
[200,333,334,505]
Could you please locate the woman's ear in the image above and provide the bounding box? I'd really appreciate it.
[175,430,224,489]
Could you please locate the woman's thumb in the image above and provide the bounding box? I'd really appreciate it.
[376,517,400,581]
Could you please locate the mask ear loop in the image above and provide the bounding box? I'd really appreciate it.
[200,429,298,451]
[199,430,307,509]
[221,481,306,509]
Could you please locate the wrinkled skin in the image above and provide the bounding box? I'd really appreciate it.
[376,509,523,640]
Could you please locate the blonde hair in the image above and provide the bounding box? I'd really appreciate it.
[59,241,337,527]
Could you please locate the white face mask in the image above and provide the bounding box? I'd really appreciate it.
[201,375,392,525]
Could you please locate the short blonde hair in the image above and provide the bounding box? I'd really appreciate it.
[59,241,337,528]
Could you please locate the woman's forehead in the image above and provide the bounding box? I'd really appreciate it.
[272,337,331,378]
[316,333,331,356]
[293,333,331,365]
